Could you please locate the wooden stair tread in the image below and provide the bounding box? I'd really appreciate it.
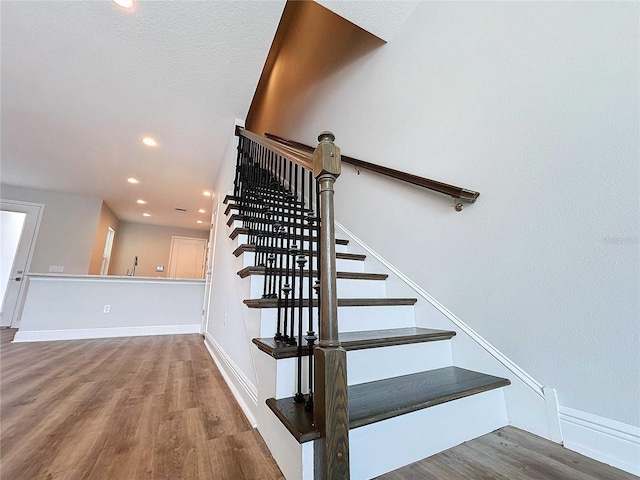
[266,367,510,443]
[244,297,417,308]
[233,244,365,261]
[253,327,456,359]
[237,266,386,280]
[230,227,348,245]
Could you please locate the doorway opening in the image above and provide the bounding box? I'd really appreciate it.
[1,211,27,324]
[0,200,44,327]
[100,227,115,275]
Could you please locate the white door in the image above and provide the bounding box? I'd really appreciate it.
[168,236,207,279]
[0,201,44,327]
[100,227,115,275]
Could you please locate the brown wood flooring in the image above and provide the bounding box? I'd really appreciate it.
[377,426,637,480]
[0,329,284,480]
[2,328,636,480]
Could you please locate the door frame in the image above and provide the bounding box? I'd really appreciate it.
[0,200,44,328]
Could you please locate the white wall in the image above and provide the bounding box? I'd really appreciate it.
[110,221,209,277]
[15,275,204,341]
[250,2,639,427]
[205,128,261,422]
[0,185,102,274]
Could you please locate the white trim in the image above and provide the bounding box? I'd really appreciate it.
[559,406,640,476]
[25,273,204,284]
[335,221,545,398]
[543,386,563,443]
[12,324,201,342]
[203,332,258,427]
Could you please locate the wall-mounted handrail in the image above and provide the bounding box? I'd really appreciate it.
[265,132,480,206]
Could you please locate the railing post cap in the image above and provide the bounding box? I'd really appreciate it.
[314,132,341,178]
[318,131,335,143]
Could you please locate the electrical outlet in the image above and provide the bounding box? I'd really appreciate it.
[103,305,111,314]
[223,310,227,325]
[49,266,64,273]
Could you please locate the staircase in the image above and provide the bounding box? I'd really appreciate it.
[221,129,512,478]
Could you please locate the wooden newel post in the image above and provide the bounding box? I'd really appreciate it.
[313,132,350,480]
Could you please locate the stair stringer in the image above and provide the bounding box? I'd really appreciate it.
[335,221,562,443]
[254,353,312,480]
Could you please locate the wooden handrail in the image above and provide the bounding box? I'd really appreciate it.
[265,133,480,204]
[237,127,314,171]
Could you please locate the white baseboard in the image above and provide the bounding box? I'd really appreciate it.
[204,332,258,427]
[12,324,200,342]
[559,406,640,476]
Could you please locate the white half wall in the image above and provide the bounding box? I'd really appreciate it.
[14,274,204,342]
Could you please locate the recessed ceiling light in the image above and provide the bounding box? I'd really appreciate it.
[136,199,147,204]
[197,220,204,224]
[198,209,206,213]
[143,213,151,217]
[203,191,212,197]
[127,177,139,184]
[113,0,135,9]
[142,137,157,147]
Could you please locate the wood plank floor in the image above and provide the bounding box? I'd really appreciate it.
[0,329,284,480]
[377,425,637,480]
[2,328,636,480]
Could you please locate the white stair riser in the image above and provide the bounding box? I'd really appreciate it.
[348,388,509,480]
[348,341,452,385]
[229,219,313,233]
[238,251,364,272]
[234,233,348,254]
[245,275,386,299]
[271,341,453,397]
[262,382,508,480]
[254,353,311,480]
[229,219,341,238]
[258,304,416,338]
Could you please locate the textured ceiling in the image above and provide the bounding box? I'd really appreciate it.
[316,0,418,41]
[1,0,285,230]
[0,0,409,231]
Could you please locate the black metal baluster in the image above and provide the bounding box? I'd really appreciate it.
[264,150,276,299]
[305,168,316,412]
[294,169,307,403]
[274,154,285,340]
[233,136,243,199]
[281,159,293,344]
[295,249,307,404]
[288,163,299,346]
